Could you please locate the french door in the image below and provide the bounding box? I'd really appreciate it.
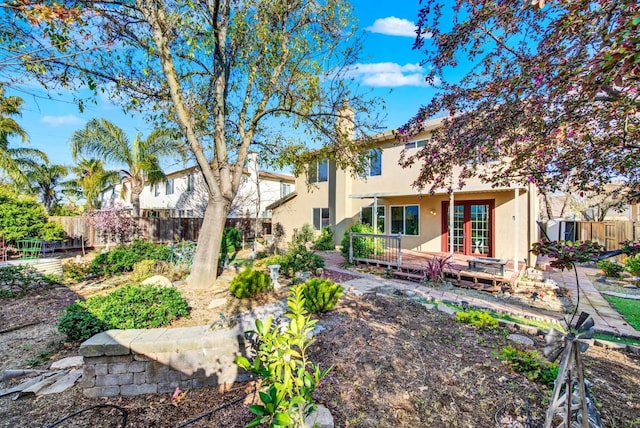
[442,200,494,256]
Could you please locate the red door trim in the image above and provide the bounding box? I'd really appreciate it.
[441,199,495,257]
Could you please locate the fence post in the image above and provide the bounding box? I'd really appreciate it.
[396,234,402,267]
[349,232,353,264]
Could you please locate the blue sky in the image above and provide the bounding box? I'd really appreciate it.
[7,1,436,170]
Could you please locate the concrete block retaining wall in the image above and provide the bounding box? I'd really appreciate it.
[79,325,251,397]
[78,301,288,397]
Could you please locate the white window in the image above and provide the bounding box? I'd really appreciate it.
[363,149,382,177]
[390,205,419,236]
[153,183,160,196]
[280,182,292,198]
[308,159,329,184]
[165,179,174,195]
[361,206,386,232]
[187,173,195,191]
[404,139,427,150]
[312,208,330,230]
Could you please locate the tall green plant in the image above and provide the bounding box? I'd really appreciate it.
[235,286,330,427]
[340,223,376,261]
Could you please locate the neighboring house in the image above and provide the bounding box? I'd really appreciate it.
[268,117,539,266]
[100,153,295,222]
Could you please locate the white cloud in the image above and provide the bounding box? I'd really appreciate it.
[346,62,438,88]
[40,114,85,127]
[365,17,419,37]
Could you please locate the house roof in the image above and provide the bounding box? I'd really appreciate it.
[266,191,298,211]
[165,164,294,182]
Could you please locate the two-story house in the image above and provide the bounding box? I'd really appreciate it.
[268,117,539,267]
[101,153,295,227]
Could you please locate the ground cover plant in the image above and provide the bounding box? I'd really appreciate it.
[596,259,625,278]
[497,345,559,387]
[262,245,324,278]
[57,284,189,341]
[89,239,171,276]
[0,265,56,298]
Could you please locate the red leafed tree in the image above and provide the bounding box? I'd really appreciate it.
[399,0,639,200]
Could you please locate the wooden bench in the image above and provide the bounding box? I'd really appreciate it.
[467,257,508,276]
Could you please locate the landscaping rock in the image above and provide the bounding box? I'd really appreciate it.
[506,334,534,348]
[304,404,334,428]
[141,275,173,287]
[50,356,84,370]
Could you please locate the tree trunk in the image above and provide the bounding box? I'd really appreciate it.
[131,192,141,218]
[186,198,230,289]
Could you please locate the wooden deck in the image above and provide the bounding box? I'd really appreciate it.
[359,249,526,293]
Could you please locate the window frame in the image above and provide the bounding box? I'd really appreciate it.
[312,207,330,231]
[363,149,382,177]
[308,159,329,184]
[390,204,420,236]
[187,173,195,191]
[165,179,174,195]
[360,205,386,233]
[153,183,160,196]
[403,139,427,150]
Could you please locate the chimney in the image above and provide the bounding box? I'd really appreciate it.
[337,99,355,142]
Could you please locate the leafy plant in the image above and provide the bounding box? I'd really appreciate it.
[62,259,93,282]
[425,255,453,283]
[456,310,498,329]
[340,223,376,261]
[531,240,604,271]
[596,259,624,278]
[131,259,157,282]
[299,278,344,313]
[235,285,330,427]
[497,345,558,386]
[314,227,335,251]
[89,239,171,276]
[624,254,640,277]
[293,223,316,248]
[229,268,272,299]
[0,190,66,242]
[220,227,243,265]
[58,285,190,341]
[57,303,108,341]
[0,264,50,298]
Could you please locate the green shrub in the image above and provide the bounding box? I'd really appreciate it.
[89,240,171,276]
[57,303,108,341]
[280,244,325,277]
[234,285,330,426]
[596,259,625,277]
[625,254,640,277]
[293,223,316,247]
[229,268,272,298]
[497,345,558,386]
[314,227,335,251]
[340,223,376,261]
[131,259,157,282]
[58,285,190,341]
[0,265,50,298]
[456,310,499,329]
[62,259,93,282]
[0,190,66,242]
[299,278,344,313]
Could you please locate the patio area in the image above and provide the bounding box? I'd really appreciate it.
[362,249,526,292]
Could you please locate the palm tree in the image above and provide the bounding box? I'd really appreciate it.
[0,84,47,186]
[24,161,69,213]
[70,119,179,216]
[67,157,120,211]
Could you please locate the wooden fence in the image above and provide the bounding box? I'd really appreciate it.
[552,220,640,251]
[49,216,272,250]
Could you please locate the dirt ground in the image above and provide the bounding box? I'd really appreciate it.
[1,267,640,427]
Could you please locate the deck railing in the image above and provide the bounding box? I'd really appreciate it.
[349,232,402,267]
